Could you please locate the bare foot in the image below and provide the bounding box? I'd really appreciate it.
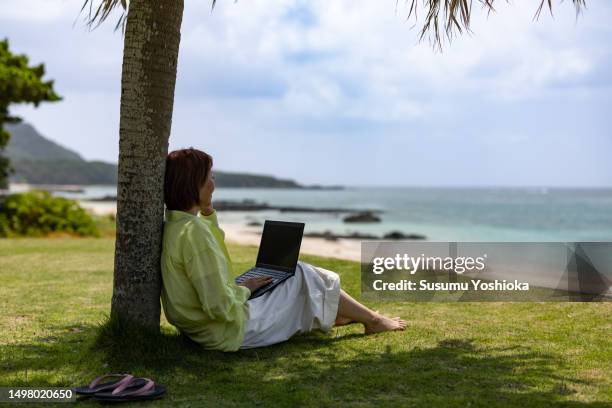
[364,313,407,334]
[335,311,380,327]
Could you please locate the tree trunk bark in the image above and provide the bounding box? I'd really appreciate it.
[111,0,184,330]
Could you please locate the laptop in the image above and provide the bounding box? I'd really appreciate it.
[234,220,305,299]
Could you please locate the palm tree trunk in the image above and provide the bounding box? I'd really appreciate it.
[111,0,184,330]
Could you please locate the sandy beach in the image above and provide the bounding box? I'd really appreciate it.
[220,222,361,261]
[81,201,361,262]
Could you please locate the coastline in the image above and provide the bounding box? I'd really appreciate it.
[220,222,361,262]
[80,201,361,262]
[80,200,117,215]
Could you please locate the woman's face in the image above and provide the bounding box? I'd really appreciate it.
[198,167,215,209]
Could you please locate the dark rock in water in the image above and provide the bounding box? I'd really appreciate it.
[304,230,339,241]
[383,231,426,240]
[347,231,378,239]
[343,211,381,223]
[278,205,382,214]
[214,199,270,211]
[304,229,427,241]
[304,184,344,190]
[89,195,117,202]
[304,230,379,240]
[247,221,262,227]
[214,198,383,214]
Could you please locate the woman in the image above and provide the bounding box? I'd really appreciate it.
[161,148,406,352]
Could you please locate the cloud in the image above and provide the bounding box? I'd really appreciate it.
[0,0,74,22]
[2,0,611,186]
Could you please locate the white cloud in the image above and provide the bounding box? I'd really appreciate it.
[3,0,611,186]
[0,0,125,24]
[180,0,605,111]
[0,0,74,22]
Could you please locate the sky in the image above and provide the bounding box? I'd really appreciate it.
[1,0,611,187]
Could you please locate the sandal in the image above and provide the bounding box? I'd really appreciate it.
[74,373,137,396]
[93,377,166,402]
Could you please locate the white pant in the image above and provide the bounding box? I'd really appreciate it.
[240,261,341,349]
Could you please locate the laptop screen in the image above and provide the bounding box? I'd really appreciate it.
[256,220,305,272]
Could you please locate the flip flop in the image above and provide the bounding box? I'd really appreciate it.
[74,373,137,396]
[93,377,166,403]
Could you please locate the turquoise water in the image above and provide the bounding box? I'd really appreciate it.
[48,185,612,242]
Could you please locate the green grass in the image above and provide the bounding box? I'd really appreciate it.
[0,237,610,407]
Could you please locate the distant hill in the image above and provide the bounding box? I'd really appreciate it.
[9,158,119,185]
[5,123,84,162]
[3,123,334,188]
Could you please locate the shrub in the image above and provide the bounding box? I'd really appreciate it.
[0,190,99,237]
[0,212,8,237]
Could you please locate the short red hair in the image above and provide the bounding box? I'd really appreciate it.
[164,148,213,211]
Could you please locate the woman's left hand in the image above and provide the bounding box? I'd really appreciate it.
[200,205,214,216]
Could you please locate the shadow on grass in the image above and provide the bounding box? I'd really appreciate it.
[1,318,608,407]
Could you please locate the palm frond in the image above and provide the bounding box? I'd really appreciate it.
[80,0,586,44]
[80,0,128,31]
[406,0,587,49]
[80,0,218,29]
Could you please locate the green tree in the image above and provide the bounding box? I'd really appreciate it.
[0,39,61,189]
[84,0,586,331]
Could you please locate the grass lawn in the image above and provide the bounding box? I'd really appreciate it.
[0,237,611,407]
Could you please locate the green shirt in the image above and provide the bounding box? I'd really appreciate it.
[161,209,251,352]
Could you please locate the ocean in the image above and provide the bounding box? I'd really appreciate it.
[30,185,612,242]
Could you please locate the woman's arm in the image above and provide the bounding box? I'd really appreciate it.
[199,209,226,240]
[186,246,250,323]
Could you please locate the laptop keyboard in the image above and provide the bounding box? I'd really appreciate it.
[235,267,289,284]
